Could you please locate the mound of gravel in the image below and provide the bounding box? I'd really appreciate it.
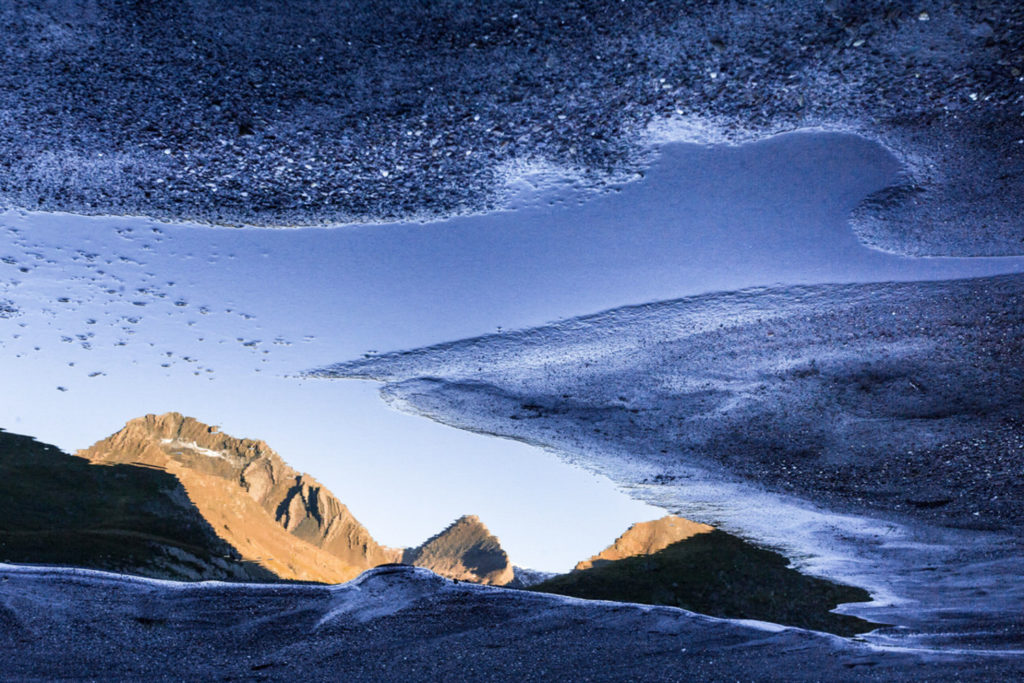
[3,563,1021,680]
[0,1,1021,254]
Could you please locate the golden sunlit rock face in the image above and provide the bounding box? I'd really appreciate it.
[404,514,515,586]
[574,515,713,571]
[77,413,401,583]
[76,413,517,585]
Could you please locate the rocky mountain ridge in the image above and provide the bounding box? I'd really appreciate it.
[76,413,514,584]
[0,427,271,582]
[3,416,875,636]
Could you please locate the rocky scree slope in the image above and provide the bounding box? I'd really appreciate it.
[0,1,1020,255]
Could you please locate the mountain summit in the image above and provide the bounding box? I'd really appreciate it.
[404,514,514,585]
[78,413,402,582]
[76,413,515,584]
[575,515,713,571]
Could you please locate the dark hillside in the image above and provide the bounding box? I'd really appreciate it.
[0,429,271,581]
[530,530,876,636]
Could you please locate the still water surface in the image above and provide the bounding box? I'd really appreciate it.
[2,131,1021,570]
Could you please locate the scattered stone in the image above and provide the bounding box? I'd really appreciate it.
[0,1,1019,255]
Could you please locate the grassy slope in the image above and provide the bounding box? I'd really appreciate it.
[0,429,272,581]
[529,530,876,636]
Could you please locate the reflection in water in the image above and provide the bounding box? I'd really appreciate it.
[1,131,1021,570]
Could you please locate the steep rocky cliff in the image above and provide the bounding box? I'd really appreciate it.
[404,514,514,586]
[77,413,401,583]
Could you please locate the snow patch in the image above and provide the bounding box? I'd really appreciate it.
[159,438,229,460]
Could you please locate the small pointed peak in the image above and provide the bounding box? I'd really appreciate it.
[407,513,512,585]
[125,412,188,432]
[143,413,222,436]
[574,515,714,571]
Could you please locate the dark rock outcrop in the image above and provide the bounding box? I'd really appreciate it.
[535,529,875,637]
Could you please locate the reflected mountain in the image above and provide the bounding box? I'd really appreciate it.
[3,415,877,637]
[532,526,876,637]
[2,414,518,584]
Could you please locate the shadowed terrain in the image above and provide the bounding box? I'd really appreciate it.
[0,429,271,581]
[531,530,876,637]
[1,564,1020,681]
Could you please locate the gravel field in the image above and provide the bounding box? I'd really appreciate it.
[321,274,1024,534]
[0,1,1021,254]
[316,274,1024,654]
[2,563,1021,681]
